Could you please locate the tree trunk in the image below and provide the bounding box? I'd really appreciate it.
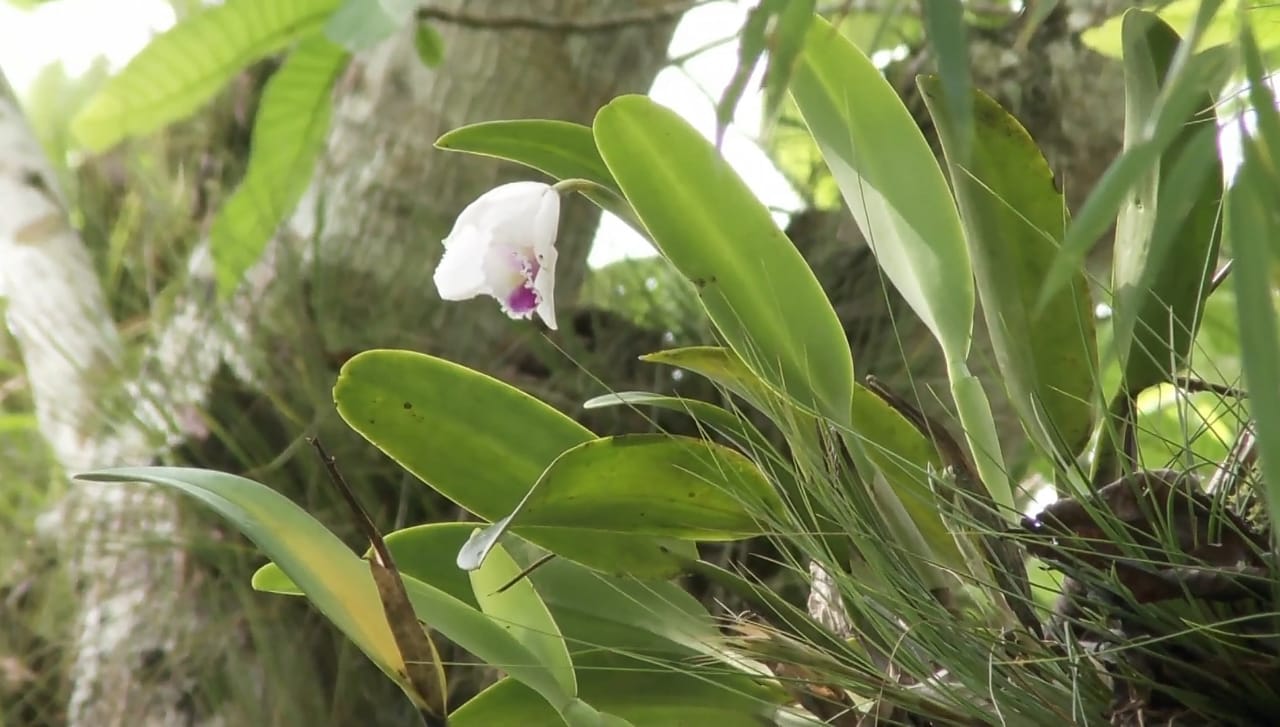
[1,3,686,726]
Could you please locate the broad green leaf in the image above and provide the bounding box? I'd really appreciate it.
[593,95,854,425]
[75,467,570,714]
[1082,0,1280,59]
[334,349,694,578]
[435,120,639,230]
[451,652,793,727]
[1041,18,1231,310]
[850,384,963,570]
[1110,12,1224,396]
[325,0,416,51]
[790,15,973,362]
[71,0,340,150]
[210,37,348,297]
[464,435,784,567]
[918,76,1097,457]
[470,539,577,702]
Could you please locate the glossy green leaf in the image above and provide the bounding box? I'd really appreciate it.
[325,0,416,51]
[1082,0,1280,59]
[75,467,571,715]
[461,435,784,571]
[71,0,339,150]
[1110,11,1225,396]
[435,120,638,229]
[790,15,973,362]
[470,539,576,701]
[334,349,694,578]
[593,95,854,425]
[210,37,347,297]
[918,76,1097,457]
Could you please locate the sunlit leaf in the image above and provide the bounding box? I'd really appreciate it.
[72,0,340,150]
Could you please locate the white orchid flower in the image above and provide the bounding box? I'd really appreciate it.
[433,181,561,329]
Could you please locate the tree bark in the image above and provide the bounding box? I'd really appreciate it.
[5,3,686,726]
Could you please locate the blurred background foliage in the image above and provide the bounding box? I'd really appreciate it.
[0,0,1276,725]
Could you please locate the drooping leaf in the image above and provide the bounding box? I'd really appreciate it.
[470,539,577,701]
[790,14,973,363]
[593,96,854,425]
[72,0,341,150]
[325,0,417,51]
[334,349,694,578]
[459,435,784,571]
[1109,11,1225,396]
[75,467,573,715]
[918,76,1097,458]
[210,36,348,297]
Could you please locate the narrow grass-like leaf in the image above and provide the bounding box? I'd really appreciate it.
[210,37,347,297]
[72,0,340,150]
[594,95,854,424]
[920,0,972,163]
[334,349,694,578]
[919,76,1097,458]
[790,14,973,362]
[1041,15,1231,309]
